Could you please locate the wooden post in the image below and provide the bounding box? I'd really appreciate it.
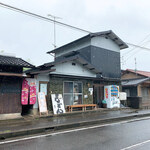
[137,85,141,97]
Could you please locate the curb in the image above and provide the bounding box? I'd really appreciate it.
[0,112,150,140]
[0,108,134,126]
[39,108,133,119]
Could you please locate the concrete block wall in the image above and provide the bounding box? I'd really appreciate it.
[82,80,93,104]
[48,76,93,111]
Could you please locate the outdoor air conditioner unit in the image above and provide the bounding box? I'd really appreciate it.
[119,92,127,101]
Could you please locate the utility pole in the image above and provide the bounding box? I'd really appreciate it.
[47,14,61,49]
[135,57,137,75]
[121,56,124,70]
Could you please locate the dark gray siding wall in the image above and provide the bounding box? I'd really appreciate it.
[78,46,121,78]
[90,46,121,78]
[78,46,91,62]
[55,45,121,79]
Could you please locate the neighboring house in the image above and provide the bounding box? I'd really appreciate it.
[121,69,150,108]
[0,54,34,119]
[27,30,128,114]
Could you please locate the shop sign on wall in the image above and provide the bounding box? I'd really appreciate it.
[51,94,66,115]
[88,88,93,95]
[21,78,37,105]
[105,88,108,99]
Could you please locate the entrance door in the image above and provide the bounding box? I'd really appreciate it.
[93,85,104,107]
[63,81,83,106]
[0,76,22,114]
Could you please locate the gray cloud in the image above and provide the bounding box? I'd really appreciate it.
[0,0,150,71]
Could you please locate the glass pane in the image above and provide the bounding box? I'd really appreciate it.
[64,82,73,93]
[64,94,74,106]
[40,83,47,95]
[74,94,82,105]
[74,82,82,93]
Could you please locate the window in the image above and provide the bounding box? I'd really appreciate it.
[124,89,130,97]
[39,81,48,95]
[63,81,83,106]
[141,87,149,96]
[141,87,149,101]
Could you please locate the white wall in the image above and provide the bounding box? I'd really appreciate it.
[33,61,96,108]
[51,61,96,78]
[91,36,120,52]
[56,36,120,58]
[33,74,49,109]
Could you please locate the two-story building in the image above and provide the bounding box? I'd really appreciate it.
[27,30,128,114]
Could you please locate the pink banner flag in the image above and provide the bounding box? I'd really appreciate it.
[21,79,29,105]
[29,79,36,105]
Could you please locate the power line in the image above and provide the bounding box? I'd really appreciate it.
[127,43,150,51]
[123,41,150,62]
[121,34,150,66]
[1,1,150,53]
[0,2,91,34]
[125,42,150,61]
[121,34,150,62]
[121,41,150,62]
[122,34,150,56]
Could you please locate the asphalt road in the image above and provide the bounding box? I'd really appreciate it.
[1,118,150,150]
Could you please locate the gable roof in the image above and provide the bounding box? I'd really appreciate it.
[26,54,101,75]
[124,69,150,78]
[47,30,128,54]
[44,54,101,74]
[0,55,34,68]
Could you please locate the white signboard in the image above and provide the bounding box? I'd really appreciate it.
[88,88,93,95]
[51,94,66,115]
[38,92,48,115]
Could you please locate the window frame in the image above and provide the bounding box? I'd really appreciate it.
[39,81,48,96]
[63,81,83,106]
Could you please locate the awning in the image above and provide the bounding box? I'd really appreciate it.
[121,78,149,86]
[0,72,30,77]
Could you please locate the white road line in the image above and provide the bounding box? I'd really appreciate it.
[0,116,150,145]
[120,139,150,150]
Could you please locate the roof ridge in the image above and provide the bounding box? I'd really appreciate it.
[47,30,128,54]
[127,69,150,73]
[0,54,16,58]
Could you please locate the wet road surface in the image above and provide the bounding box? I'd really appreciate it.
[0,109,138,132]
[1,118,150,150]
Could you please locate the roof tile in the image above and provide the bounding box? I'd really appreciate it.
[0,55,34,68]
[126,69,150,77]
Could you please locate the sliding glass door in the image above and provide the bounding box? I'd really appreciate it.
[63,81,83,106]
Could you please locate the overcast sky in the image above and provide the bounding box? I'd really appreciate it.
[1,0,150,71]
